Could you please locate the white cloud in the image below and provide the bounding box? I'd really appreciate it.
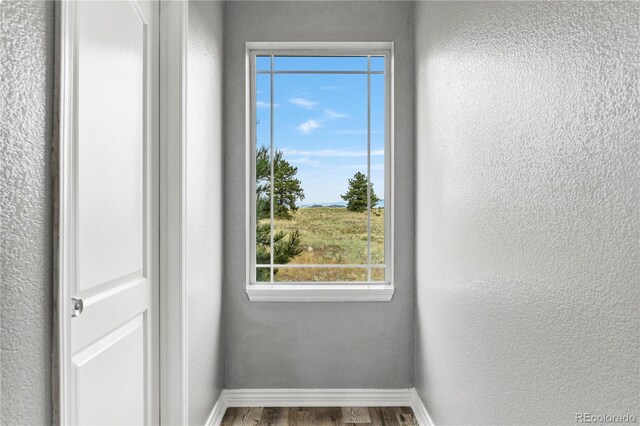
[289,97,319,109]
[324,109,348,119]
[297,119,322,133]
[288,157,320,165]
[282,148,384,158]
[341,163,385,171]
[256,101,279,109]
[329,129,382,135]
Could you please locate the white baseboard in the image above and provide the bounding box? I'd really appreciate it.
[206,388,434,425]
[206,390,227,426]
[410,389,435,426]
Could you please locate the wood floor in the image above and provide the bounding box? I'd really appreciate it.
[220,406,419,425]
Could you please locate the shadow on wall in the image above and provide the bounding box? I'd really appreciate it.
[414,1,640,424]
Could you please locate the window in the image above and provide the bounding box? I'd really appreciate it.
[246,42,393,302]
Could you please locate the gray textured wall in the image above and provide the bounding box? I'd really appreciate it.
[1,0,54,424]
[414,2,640,424]
[223,1,415,389]
[187,0,225,423]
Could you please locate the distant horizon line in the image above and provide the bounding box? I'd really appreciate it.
[298,199,385,208]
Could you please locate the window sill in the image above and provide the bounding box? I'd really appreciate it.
[246,284,394,302]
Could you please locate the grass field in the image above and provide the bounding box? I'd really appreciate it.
[261,207,385,282]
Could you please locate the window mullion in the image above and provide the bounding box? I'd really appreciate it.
[367,55,372,282]
[270,55,275,282]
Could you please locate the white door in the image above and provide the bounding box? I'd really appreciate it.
[58,1,159,424]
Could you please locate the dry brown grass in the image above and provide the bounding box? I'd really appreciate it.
[264,207,385,282]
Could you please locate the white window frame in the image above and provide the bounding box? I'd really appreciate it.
[245,42,394,302]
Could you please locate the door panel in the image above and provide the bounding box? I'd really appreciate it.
[61,1,159,424]
[77,0,146,293]
[73,315,146,425]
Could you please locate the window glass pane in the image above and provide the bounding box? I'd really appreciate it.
[371,267,385,282]
[274,267,368,283]
[270,72,368,279]
[255,73,271,281]
[256,55,271,71]
[256,267,270,282]
[253,54,387,283]
[370,73,385,265]
[274,56,368,72]
[370,56,385,72]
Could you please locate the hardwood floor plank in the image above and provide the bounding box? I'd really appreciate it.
[258,407,290,426]
[341,407,371,424]
[221,407,238,425]
[313,407,342,425]
[366,407,384,426]
[290,407,316,425]
[395,408,418,426]
[380,407,401,426]
[238,407,264,425]
[222,406,416,426]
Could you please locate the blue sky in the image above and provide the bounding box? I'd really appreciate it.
[256,56,385,206]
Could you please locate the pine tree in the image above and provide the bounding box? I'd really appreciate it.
[341,171,380,212]
[255,146,304,281]
[272,150,305,219]
[256,146,305,220]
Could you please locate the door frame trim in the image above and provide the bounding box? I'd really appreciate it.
[55,1,188,424]
[159,1,189,424]
[54,1,75,423]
